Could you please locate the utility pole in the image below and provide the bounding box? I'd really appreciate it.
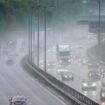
[37,7,40,66]
[28,8,33,62]
[98,0,101,45]
[44,7,47,72]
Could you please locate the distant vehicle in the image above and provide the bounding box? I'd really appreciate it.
[100,87,105,101]
[47,60,57,71]
[16,38,27,52]
[78,57,88,65]
[9,96,27,105]
[56,44,71,65]
[82,59,89,65]
[46,49,57,71]
[87,61,99,69]
[57,69,68,75]
[8,52,17,58]
[76,43,83,49]
[100,66,105,78]
[39,58,57,71]
[82,79,96,91]
[88,70,101,82]
[61,71,74,81]
[7,41,16,50]
[39,59,49,68]
[78,57,83,63]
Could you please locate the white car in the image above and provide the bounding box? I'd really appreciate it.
[88,70,101,82]
[57,69,68,75]
[82,79,96,91]
[9,96,27,105]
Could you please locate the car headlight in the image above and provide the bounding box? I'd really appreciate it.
[64,75,68,78]
[73,56,76,58]
[83,60,86,64]
[83,83,87,87]
[102,93,105,97]
[68,60,71,62]
[69,75,72,78]
[92,83,96,86]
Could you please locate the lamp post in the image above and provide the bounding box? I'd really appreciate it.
[97,0,101,45]
[36,0,55,72]
[37,6,40,66]
[28,8,33,62]
[44,7,47,72]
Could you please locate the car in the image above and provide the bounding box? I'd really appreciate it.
[9,96,27,105]
[61,71,74,81]
[39,59,49,68]
[78,58,83,63]
[77,57,87,64]
[47,60,57,71]
[88,70,101,82]
[57,69,68,75]
[81,58,89,65]
[76,44,83,49]
[87,61,99,70]
[100,66,105,78]
[82,79,96,91]
[100,87,105,101]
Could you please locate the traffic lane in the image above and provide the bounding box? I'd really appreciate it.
[47,60,101,104]
[55,68,100,104]
[0,56,67,105]
[44,41,101,103]
[63,73,100,104]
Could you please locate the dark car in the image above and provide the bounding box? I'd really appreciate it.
[47,60,57,71]
[61,71,74,81]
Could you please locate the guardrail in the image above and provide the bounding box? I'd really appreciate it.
[23,56,99,105]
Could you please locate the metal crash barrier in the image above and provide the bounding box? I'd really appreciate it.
[22,56,99,105]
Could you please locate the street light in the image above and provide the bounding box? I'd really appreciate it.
[37,6,40,66]
[97,0,101,45]
[28,8,33,62]
[36,0,56,72]
[44,7,47,72]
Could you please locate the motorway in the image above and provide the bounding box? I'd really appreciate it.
[35,24,104,105]
[1,23,103,105]
[0,38,67,105]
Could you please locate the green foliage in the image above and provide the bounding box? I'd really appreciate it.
[0,0,82,31]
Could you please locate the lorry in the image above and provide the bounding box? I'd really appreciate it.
[56,44,71,65]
